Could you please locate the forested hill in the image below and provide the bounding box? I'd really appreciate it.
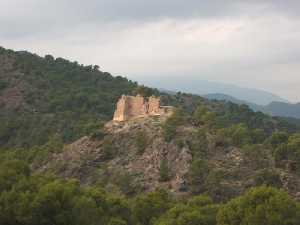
[1,47,300,225]
[0,47,138,148]
[0,46,299,149]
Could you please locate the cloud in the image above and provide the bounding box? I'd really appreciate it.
[1,0,299,38]
[0,0,300,102]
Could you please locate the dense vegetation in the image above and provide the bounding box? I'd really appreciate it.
[0,156,299,225]
[0,46,298,149]
[0,47,138,148]
[162,101,300,176]
[1,47,300,224]
[162,93,300,134]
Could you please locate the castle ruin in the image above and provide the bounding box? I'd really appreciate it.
[113,95,173,121]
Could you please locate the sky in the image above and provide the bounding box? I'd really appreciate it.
[1,0,300,102]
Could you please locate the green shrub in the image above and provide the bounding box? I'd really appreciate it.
[113,172,141,196]
[132,189,172,225]
[189,128,208,158]
[135,131,147,154]
[91,130,106,140]
[187,195,213,208]
[193,104,208,125]
[287,133,300,159]
[0,80,8,91]
[273,144,289,163]
[214,129,231,147]
[108,218,127,225]
[253,169,282,188]
[228,124,252,147]
[216,124,252,148]
[162,122,177,142]
[217,186,300,225]
[156,205,219,225]
[102,138,116,160]
[188,159,209,193]
[204,169,236,202]
[162,108,185,142]
[242,144,270,169]
[159,159,170,182]
[251,128,267,144]
[193,104,216,128]
[268,131,289,148]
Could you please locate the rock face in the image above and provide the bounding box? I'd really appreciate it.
[40,116,300,199]
[42,116,192,194]
[113,95,173,121]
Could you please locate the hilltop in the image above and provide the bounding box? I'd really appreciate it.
[33,97,300,201]
[0,47,138,148]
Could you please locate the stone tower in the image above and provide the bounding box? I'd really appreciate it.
[148,96,161,114]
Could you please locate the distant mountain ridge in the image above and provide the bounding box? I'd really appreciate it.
[141,79,289,105]
[204,93,300,119]
[204,93,260,108]
[263,101,300,119]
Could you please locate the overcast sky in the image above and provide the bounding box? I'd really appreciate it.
[1,0,300,102]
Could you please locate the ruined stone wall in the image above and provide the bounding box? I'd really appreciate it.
[113,95,172,122]
[148,96,160,114]
[126,95,147,118]
[113,95,128,121]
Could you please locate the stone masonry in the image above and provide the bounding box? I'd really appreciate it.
[113,95,173,121]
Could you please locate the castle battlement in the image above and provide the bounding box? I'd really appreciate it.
[113,95,172,121]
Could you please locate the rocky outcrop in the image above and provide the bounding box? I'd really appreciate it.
[40,116,300,199]
[42,116,192,194]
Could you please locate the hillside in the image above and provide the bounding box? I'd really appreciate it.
[29,102,300,202]
[1,46,300,198]
[0,47,300,225]
[2,46,299,149]
[0,47,138,148]
[1,94,300,225]
[20,89,299,201]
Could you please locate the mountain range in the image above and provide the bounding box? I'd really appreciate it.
[204,93,300,119]
[140,78,289,105]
